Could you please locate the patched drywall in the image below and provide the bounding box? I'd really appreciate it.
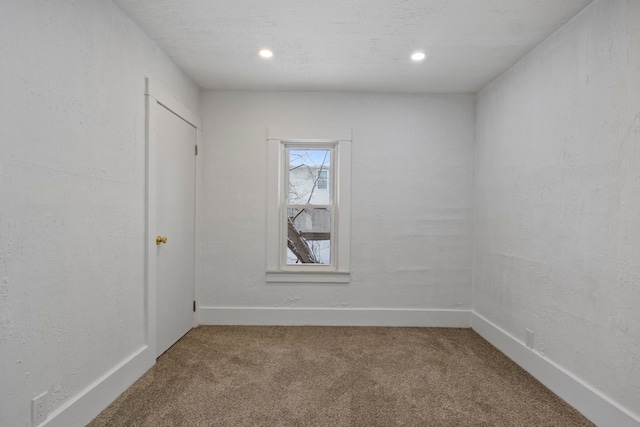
[0,1,199,425]
[475,0,640,417]
[198,92,474,311]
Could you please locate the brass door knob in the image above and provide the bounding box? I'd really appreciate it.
[156,236,168,245]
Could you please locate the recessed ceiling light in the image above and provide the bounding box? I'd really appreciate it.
[259,49,274,58]
[411,52,427,62]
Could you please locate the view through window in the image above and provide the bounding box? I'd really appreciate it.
[286,148,332,265]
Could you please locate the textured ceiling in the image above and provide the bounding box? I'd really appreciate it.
[113,0,593,93]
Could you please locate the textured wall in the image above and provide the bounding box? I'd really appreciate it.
[475,0,640,416]
[199,91,474,310]
[0,1,199,425]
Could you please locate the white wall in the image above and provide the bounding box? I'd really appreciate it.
[0,1,199,426]
[4,0,637,424]
[198,92,474,321]
[475,0,640,419]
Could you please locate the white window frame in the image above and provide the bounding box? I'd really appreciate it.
[284,145,334,267]
[267,127,351,283]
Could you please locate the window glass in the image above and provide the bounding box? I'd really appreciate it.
[287,149,331,205]
[286,208,331,265]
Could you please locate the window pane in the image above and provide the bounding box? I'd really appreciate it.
[286,208,331,265]
[288,149,331,204]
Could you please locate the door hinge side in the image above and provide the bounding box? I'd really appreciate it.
[193,300,196,312]
[195,145,198,156]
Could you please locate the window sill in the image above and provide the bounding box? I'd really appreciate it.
[266,271,351,284]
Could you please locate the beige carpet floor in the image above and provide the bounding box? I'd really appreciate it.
[88,326,593,426]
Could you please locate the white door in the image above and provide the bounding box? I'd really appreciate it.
[155,103,196,357]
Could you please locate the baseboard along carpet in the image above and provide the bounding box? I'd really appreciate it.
[88,326,593,426]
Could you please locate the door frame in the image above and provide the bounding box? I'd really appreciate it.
[145,78,201,358]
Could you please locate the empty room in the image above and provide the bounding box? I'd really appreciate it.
[1,0,639,426]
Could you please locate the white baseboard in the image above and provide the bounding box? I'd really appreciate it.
[198,306,471,327]
[471,311,640,427]
[42,345,154,427]
[38,311,638,427]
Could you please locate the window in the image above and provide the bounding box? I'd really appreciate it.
[267,127,351,283]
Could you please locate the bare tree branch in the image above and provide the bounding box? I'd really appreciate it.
[287,217,318,263]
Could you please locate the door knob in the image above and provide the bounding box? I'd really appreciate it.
[156,236,168,245]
